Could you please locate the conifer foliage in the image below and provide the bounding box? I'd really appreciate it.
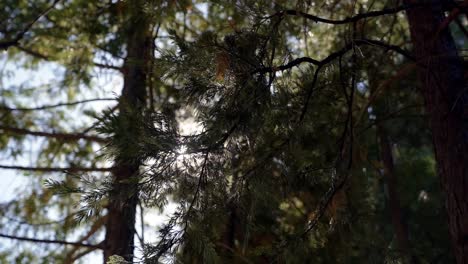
[0,0,466,263]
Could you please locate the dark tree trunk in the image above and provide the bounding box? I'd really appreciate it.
[404,1,468,263]
[369,66,417,263]
[377,126,417,264]
[103,2,152,262]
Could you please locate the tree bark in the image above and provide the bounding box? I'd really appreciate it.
[377,126,418,264]
[404,1,468,263]
[369,63,417,263]
[103,2,152,262]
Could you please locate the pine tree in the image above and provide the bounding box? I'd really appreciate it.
[0,1,465,263]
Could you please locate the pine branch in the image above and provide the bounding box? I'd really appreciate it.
[266,2,438,25]
[93,62,122,71]
[81,105,119,134]
[154,152,210,259]
[357,38,414,60]
[298,65,321,122]
[14,45,49,60]
[301,177,348,237]
[1,98,117,111]
[64,216,107,263]
[0,125,108,143]
[0,233,103,249]
[253,39,414,74]
[272,174,349,261]
[14,45,122,71]
[67,247,99,263]
[0,0,61,50]
[0,164,114,172]
[254,39,414,125]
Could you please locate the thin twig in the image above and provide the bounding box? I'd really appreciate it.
[252,38,414,74]
[0,98,117,111]
[265,2,437,25]
[15,45,122,71]
[64,216,107,263]
[0,233,102,249]
[0,125,108,143]
[0,164,114,172]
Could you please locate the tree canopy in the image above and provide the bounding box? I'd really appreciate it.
[0,0,466,263]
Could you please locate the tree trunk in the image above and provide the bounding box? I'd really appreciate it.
[369,66,417,263]
[404,1,468,263]
[103,2,152,262]
[377,126,417,264]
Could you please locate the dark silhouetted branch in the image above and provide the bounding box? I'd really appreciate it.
[267,2,438,25]
[0,125,108,143]
[64,216,107,263]
[68,247,99,263]
[0,233,103,249]
[0,164,114,172]
[299,65,321,122]
[0,98,117,111]
[93,62,122,71]
[253,39,414,74]
[14,45,122,71]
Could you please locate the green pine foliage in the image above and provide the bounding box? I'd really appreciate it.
[0,0,458,263]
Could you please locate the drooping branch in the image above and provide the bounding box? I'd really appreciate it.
[93,62,122,71]
[357,38,414,60]
[0,233,103,249]
[81,105,119,134]
[299,65,321,122]
[0,98,117,111]
[0,0,61,50]
[0,164,114,172]
[266,2,441,25]
[67,247,99,263]
[253,38,414,74]
[13,45,122,71]
[254,38,414,126]
[14,45,49,60]
[271,169,350,261]
[302,176,349,237]
[152,152,210,259]
[64,216,107,264]
[0,125,108,143]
